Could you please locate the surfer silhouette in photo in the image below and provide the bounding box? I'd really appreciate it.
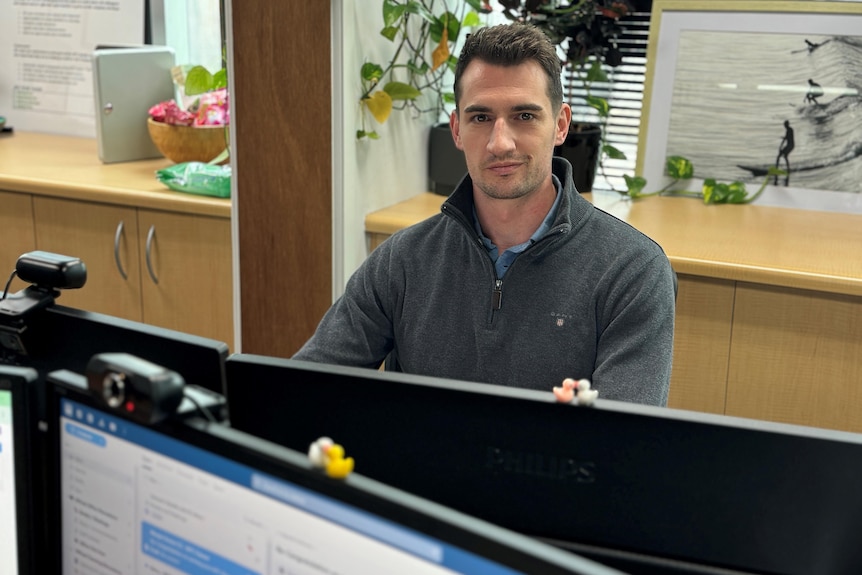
[791,39,830,55]
[805,39,825,53]
[774,120,794,186]
[805,79,824,105]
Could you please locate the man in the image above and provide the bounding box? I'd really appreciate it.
[294,23,675,405]
[774,120,793,186]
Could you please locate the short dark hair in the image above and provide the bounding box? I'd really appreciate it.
[453,23,563,113]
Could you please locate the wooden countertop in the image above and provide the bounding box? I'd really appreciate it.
[0,131,231,218]
[365,191,862,297]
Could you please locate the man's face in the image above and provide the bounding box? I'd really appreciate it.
[451,60,570,201]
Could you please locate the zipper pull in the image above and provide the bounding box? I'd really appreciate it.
[492,279,503,310]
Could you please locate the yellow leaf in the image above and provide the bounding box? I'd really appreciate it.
[363,91,393,124]
[432,29,450,71]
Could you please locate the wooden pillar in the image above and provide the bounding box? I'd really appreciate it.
[228,1,332,357]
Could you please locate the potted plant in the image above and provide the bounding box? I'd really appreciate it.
[359,0,487,195]
[497,0,633,192]
[358,0,485,140]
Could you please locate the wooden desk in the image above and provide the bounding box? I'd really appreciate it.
[0,132,233,347]
[366,192,862,433]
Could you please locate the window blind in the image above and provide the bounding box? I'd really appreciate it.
[562,10,651,192]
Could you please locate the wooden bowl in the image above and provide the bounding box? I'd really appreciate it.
[147,118,229,164]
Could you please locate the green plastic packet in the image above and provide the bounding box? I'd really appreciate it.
[156,162,231,198]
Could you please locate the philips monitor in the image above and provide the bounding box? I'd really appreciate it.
[224,354,862,575]
[7,303,228,395]
[0,366,38,575]
[39,370,623,575]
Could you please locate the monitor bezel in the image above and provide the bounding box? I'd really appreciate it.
[0,365,38,575]
[224,354,862,575]
[18,303,229,395]
[41,375,622,575]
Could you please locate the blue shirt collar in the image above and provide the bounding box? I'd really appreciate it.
[474,174,563,278]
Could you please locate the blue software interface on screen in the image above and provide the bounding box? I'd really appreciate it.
[59,399,525,575]
[0,389,20,575]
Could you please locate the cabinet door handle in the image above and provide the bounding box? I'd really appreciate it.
[113,220,128,280]
[145,224,159,285]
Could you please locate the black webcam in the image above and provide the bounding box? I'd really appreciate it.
[1,251,88,357]
[15,251,87,290]
[86,353,185,425]
[1,251,87,318]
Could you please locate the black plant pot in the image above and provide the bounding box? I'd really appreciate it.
[429,121,602,196]
[428,123,467,197]
[555,122,602,193]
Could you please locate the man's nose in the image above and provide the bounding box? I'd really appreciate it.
[487,119,516,156]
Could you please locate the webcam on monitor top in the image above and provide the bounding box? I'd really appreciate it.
[15,251,87,291]
[1,251,87,358]
[0,250,87,316]
[87,352,186,425]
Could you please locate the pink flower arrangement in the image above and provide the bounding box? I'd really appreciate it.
[148,88,229,127]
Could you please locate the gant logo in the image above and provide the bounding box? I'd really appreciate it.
[551,311,573,328]
[485,446,596,483]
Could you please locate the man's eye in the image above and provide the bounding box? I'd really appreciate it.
[473,114,489,123]
[519,112,534,121]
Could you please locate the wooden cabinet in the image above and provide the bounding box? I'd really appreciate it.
[0,190,36,295]
[30,196,233,348]
[33,196,143,320]
[0,132,233,350]
[666,274,734,415]
[137,209,233,347]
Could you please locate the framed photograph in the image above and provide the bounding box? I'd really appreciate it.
[637,0,862,213]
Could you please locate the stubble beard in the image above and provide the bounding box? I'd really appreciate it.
[475,156,547,201]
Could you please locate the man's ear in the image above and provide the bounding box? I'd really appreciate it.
[555,103,572,147]
[450,110,464,151]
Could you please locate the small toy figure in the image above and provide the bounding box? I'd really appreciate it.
[552,378,598,406]
[308,436,355,479]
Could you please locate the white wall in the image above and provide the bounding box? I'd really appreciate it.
[336,0,435,296]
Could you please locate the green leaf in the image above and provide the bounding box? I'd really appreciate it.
[382,0,406,28]
[603,144,626,160]
[380,25,399,42]
[383,81,421,100]
[666,156,694,180]
[357,129,381,140]
[464,0,483,11]
[585,60,608,83]
[702,178,716,204]
[361,62,384,82]
[407,0,434,21]
[442,92,456,104]
[185,65,214,96]
[430,12,460,44]
[407,60,429,75]
[212,68,227,90]
[725,181,748,203]
[585,95,609,117]
[463,11,481,27]
[624,174,647,197]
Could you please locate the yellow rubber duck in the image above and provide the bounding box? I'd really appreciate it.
[324,444,355,479]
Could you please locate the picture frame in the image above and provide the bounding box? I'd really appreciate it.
[637,0,862,213]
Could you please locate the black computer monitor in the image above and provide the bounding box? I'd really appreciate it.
[0,366,38,575]
[39,370,623,575]
[8,303,229,395]
[224,354,862,575]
